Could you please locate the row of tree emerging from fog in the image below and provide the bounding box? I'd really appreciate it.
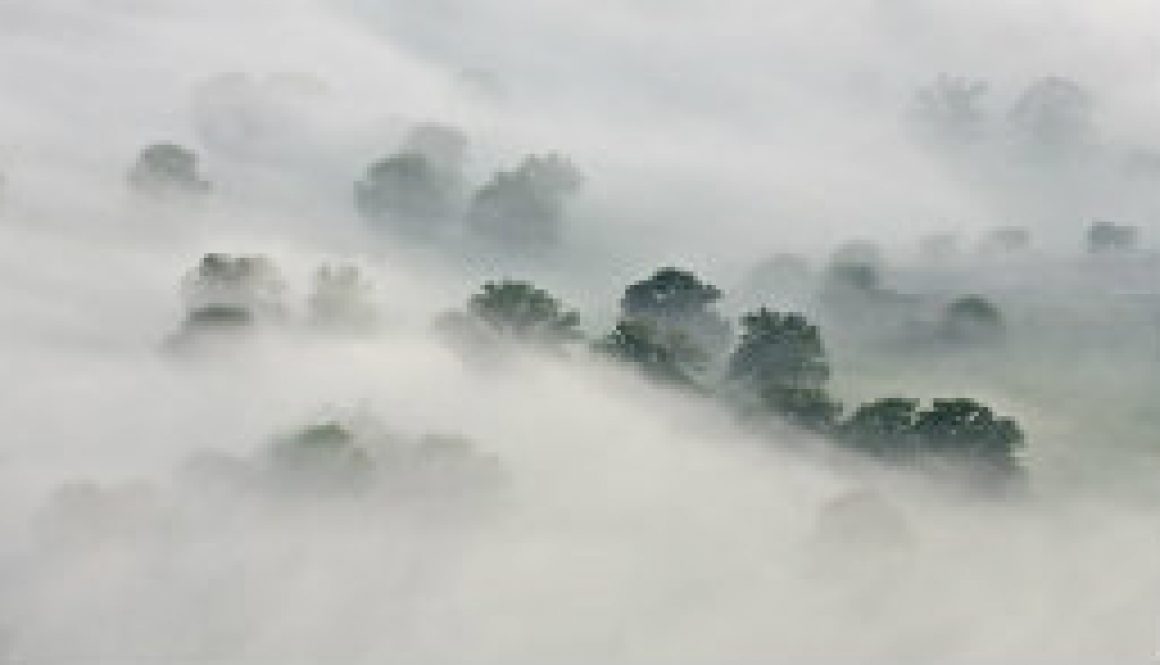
[168,254,1026,492]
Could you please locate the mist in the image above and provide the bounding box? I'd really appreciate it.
[1,1,1159,662]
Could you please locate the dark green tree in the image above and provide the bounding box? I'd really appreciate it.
[439,280,582,352]
[727,309,838,431]
[621,267,732,357]
[913,398,1025,469]
[465,154,582,253]
[594,319,703,387]
[129,143,211,197]
[728,309,830,390]
[838,397,920,458]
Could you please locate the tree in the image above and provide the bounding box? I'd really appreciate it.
[980,226,1031,255]
[1087,221,1139,254]
[268,420,375,493]
[621,267,732,356]
[1007,76,1094,157]
[355,152,459,235]
[177,253,287,335]
[912,398,1024,470]
[441,280,582,350]
[307,264,378,331]
[727,309,838,431]
[465,154,582,253]
[129,143,211,197]
[913,74,990,144]
[594,319,703,387]
[941,295,1003,344]
[728,309,830,390]
[838,397,920,458]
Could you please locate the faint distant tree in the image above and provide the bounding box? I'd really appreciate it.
[1007,76,1094,157]
[980,226,1031,255]
[308,264,378,331]
[822,241,885,297]
[465,154,582,253]
[268,420,374,493]
[355,152,459,237]
[621,267,733,357]
[594,318,705,387]
[129,143,211,197]
[1087,221,1140,254]
[913,74,990,144]
[178,253,287,334]
[940,295,1004,344]
[839,397,1025,480]
[838,397,920,458]
[728,309,830,390]
[727,308,839,431]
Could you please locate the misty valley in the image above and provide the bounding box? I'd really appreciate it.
[0,1,1158,663]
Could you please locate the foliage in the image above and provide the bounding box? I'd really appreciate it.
[727,308,838,431]
[182,253,286,321]
[129,143,211,197]
[1087,221,1139,254]
[839,397,1025,473]
[913,398,1025,468]
[355,152,459,232]
[838,398,920,457]
[454,280,583,345]
[465,153,582,253]
[941,295,1003,343]
[308,264,378,330]
[728,309,830,391]
[594,319,702,386]
[621,267,732,356]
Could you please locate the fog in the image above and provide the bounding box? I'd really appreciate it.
[1,1,1159,662]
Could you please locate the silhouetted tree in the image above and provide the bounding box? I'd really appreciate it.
[838,397,920,458]
[129,143,211,197]
[308,264,378,331]
[355,152,459,236]
[1087,221,1140,254]
[727,308,838,431]
[728,309,830,390]
[913,398,1024,470]
[621,267,732,357]
[822,241,885,297]
[439,280,582,352]
[594,319,703,387]
[465,154,582,253]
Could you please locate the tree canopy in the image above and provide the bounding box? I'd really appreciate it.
[129,143,211,197]
[465,154,582,253]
